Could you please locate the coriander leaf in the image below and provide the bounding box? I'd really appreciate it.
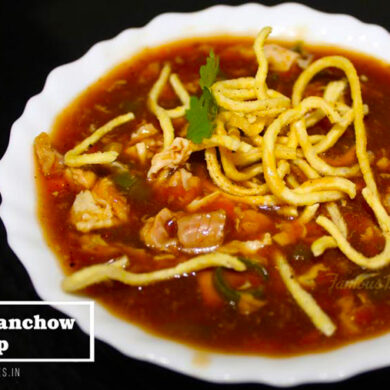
[185,96,213,144]
[199,50,220,90]
[185,50,220,144]
[200,87,219,118]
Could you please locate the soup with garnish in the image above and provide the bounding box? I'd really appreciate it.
[34,27,390,356]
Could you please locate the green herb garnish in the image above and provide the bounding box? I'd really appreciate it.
[185,50,220,144]
[112,171,151,201]
[112,172,137,190]
[213,267,241,305]
[239,257,269,280]
[199,50,220,90]
[213,267,265,306]
[185,92,217,144]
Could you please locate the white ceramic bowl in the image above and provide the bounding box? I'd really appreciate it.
[2,2,390,386]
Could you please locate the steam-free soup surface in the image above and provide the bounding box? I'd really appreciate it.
[36,36,390,355]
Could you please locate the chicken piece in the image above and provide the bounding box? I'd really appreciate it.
[264,44,299,72]
[176,210,226,253]
[92,178,129,222]
[151,168,202,208]
[235,209,273,239]
[140,208,178,252]
[140,208,226,254]
[125,137,162,165]
[127,141,147,166]
[34,132,63,175]
[147,137,192,178]
[164,168,201,191]
[64,168,97,190]
[70,178,129,232]
[129,123,158,145]
[70,191,113,233]
[125,123,160,166]
[77,234,121,257]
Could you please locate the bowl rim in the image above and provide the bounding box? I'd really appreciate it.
[2,1,390,386]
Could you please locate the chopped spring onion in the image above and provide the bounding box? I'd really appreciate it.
[238,257,269,280]
[213,267,241,304]
[213,267,265,306]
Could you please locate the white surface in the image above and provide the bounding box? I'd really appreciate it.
[1,2,390,385]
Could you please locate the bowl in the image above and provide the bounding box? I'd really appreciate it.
[2,2,390,386]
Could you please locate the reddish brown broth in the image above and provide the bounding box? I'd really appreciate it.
[36,36,390,356]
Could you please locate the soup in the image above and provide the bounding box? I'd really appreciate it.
[34,27,390,356]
